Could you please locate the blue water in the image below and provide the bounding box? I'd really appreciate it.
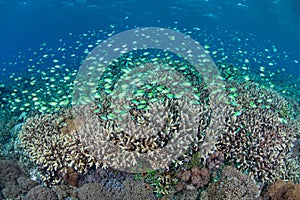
[0,0,300,57]
[0,0,299,127]
[0,1,298,113]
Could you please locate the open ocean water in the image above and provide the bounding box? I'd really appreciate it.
[0,0,299,199]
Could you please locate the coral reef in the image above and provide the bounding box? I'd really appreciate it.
[62,167,79,187]
[175,166,210,192]
[202,166,260,200]
[284,184,300,200]
[74,95,209,172]
[206,151,224,171]
[122,178,157,200]
[51,184,78,199]
[18,109,101,186]
[0,109,24,159]
[0,160,37,199]
[262,179,300,200]
[172,190,199,200]
[77,178,157,200]
[18,59,225,186]
[137,170,178,197]
[72,60,228,173]
[78,166,130,195]
[77,182,114,200]
[13,60,299,198]
[25,186,58,200]
[0,110,16,144]
[216,82,299,183]
[151,172,177,196]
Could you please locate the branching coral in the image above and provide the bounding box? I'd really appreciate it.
[74,97,203,173]
[216,82,299,183]
[72,61,221,173]
[18,109,101,186]
[19,59,224,185]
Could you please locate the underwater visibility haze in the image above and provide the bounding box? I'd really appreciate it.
[0,0,299,199]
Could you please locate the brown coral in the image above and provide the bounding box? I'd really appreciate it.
[77,179,157,200]
[262,179,300,200]
[191,167,209,188]
[180,170,191,182]
[24,186,58,200]
[174,190,199,200]
[175,166,210,191]
[0,160,37,199]
[77,183,113,200]
[206,151,224,171]
[283,184,300,200]
[62,167,79,188]
[122,178,157,200]
[203,166,259,200]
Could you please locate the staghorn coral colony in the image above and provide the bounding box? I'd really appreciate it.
[18,108,101,186]
[216,82,299,183]
[73,59,214,173]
